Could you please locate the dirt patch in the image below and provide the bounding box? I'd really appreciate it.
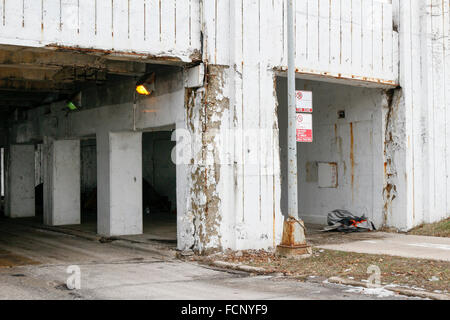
[307,232,389,246]
[0,249,40,268]
[408,218,450,238]
[305,224,389,246]
[191,249,449,293]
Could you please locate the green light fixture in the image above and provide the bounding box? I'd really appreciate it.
[66,101,78,110]
[66,92,82,111]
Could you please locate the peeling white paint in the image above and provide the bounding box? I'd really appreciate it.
[4,0,450,253]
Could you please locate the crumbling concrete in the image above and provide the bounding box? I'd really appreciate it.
[1,1,449,254]
[186,65,229,254]
[383,89,403,228]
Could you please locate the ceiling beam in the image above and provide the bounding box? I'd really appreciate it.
[0,101,37,107]
[0,65,110,83]
[0,66,61,82]
[0,48,147,76]
[0,80,73,93]
[0,91,49,99]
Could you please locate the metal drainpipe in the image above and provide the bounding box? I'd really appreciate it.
[287,0,298,220]
[277,0,311,257]
[133,91,137,132]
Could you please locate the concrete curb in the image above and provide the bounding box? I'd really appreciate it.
[211,261,268,274]
[111,240,177,259]
[328,276,450,300]
[12,220,102,242]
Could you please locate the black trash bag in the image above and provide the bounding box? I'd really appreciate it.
[322,209,376,233]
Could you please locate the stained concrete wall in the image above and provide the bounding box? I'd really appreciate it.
[384,0,450,231]
[5,145,35,218]
[97,132,143,236]
[4,1,401,252]
[277,78,386,227]
[6,0,449,252]
[74,133,176,212]
[35,144,44,187]
[202,0,398,85]
[179,66,284,252]
[10,68,185,144]
[8,68,185,238]
[43,139,81,226]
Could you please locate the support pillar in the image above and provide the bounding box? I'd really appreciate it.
[5,145,35,218]
[43,138,81,226]
[97,131,143,236]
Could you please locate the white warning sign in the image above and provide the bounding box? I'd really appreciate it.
[296,113,313,143]
[296,90,313,113]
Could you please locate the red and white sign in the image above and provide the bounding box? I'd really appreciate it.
[296,90,313,113]
[296,113,313,143]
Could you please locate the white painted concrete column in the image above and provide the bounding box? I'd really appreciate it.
[175,120,193,251]
[43,138,81,226]
[97,131,143,236]
[5,145,35,218]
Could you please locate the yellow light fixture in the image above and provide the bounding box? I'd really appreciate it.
[136,73,156,96]
[136,84,151,96]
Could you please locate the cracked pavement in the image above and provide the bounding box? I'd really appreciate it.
[0,220,416,300]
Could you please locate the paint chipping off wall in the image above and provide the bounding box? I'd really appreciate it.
[383,89,402,227]
[3,0,450,253]
[184,65,230,254]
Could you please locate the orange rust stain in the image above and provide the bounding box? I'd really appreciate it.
[273,183,276,249]
[334,124,338,144]
[279,218,309,249]
[280,219,300,246]
[281,220,295,246]
[0,249,40,268]
[350,122,355,202]
[277,66,397,86]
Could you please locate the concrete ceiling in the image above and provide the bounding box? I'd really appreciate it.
[0,45,149,117]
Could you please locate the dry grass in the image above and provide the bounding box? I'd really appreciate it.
[408,218,450,238]
[193,249,450,293]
